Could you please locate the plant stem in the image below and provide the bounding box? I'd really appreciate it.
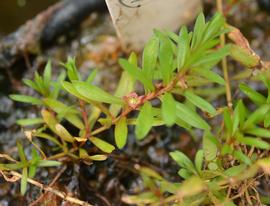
[91,73,186,136]
[79,100,90,138]
[217,0,233,109]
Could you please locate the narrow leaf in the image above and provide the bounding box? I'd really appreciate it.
[16,118,44,126]
[238,136,270,149]
[37,160,61,167]
[170,151,196,174]
[55,124,75,143]
[142,36,159,80]
[177,26,190,70]
[135,101,154,140]
[184,91,216,115]
[161,93,177,126]
[90,137,115,153]
[203,131,218,161]
[10,95,43,105]
[74,81,123,105]
[240,83,266,105]
[21,167,28,195]
[176,103,210,130]
[195,150,204,173]
[119,59,154,91]
[115,117,128,149]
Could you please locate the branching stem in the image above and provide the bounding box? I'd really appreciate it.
[91,73,185,136]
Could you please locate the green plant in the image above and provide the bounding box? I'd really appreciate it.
[9,13,228,158]
[1,10,270,205]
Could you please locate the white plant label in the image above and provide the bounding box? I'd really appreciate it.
[105,0,201,50]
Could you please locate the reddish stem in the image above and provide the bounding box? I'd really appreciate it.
[79,100,90,139]
[91,72,186,136]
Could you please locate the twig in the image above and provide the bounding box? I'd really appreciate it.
[79,100,90,139]
[1,170,92,206]
[217,0,233,109]
[28,165,67,206]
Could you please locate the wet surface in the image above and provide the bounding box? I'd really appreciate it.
[0,0,58,35]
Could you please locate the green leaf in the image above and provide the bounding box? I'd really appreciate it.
[155,30,174,83]
[110,71,134,116]
[86,69,97,83]
[23,79,40,92]
[79,149,108,161]
[244,105,270,129]
[224,164,246,177]
[230,45,260,68]
[44,60,52,86]
[245,127,270,138]
[223,108,232,136]
[193,45,231,67]
[170,151,196,174]
[29,165,37,178]
[264,112,270,128]
[233,100,246,131]
[203,12,225,43]
[115,117,128,149]
[21,167,28,195]
[34,132,62,147]
[63,57,80,81]
[62,81,90,101]
[119,59,154,91]
[175,117,191,130]
[55,124,75,143]
[177,26,190,70]
[192,68,225,85]
[233,150,252,165]
[208,162,218,170]
[139,166,164,180]
[191,13,206,49]
[16,141,26,163]
[161,93,177,126]
[41,109,58,133]
[238,136,270,149]
[184,91,216,115]
[9,95,43,105]
[0,163,24,170]
[51,70,66,99]
[73,81,123,105]
[43,98,83,129]
[29,148,41,178]
[135,102,154,140]
[240,83,266,105]
[88,155,107,161]
[178,176,205,197]
[142,36,159,80]
[90,137,115,153]
[176,103,210,130]
[16,118,44,126]
[34,72,48,96]
[62,81,112,117]
[110,53,135,116]
[195,150,204,173]
[203,131,218,161]
[37,160,61,167]
[178,168,192,179]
